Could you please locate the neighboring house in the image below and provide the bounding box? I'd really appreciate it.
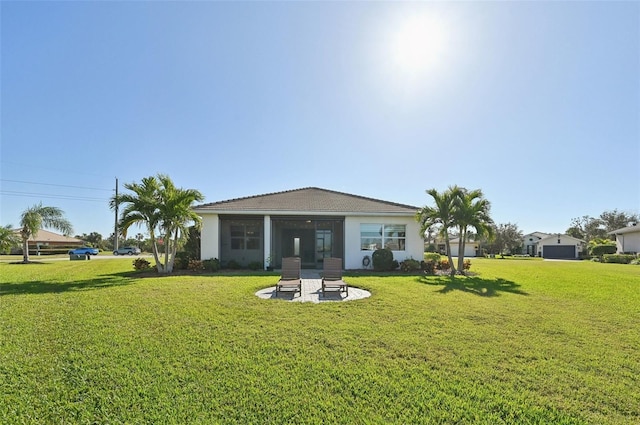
[522,232,550,256]
[11,229,83,255]
[535,234,585,259]
[448,237,480,257]
[608,223,640,254]
[193,187,423,270]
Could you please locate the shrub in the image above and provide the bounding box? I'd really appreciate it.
[602,254,635,264]
[248,261,263,271]
[132,258,151,271]
[421,260,437,275]
[400,258,421,272]
[463,259,472,271]
[437,259,451,271]
[424,252,441,263]
[630,259,640,265]
[225,259,242,270]
[590,244,617,257]
[203,258,220,272]
[372,248,394,271]
[187,260,204,271]
[391,260,399,270]
[174,252,191,270]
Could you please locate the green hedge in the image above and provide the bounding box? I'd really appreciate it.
[590,244,617,257]
[602,254,636,264]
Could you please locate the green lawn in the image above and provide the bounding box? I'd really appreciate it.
[1,258,638,424]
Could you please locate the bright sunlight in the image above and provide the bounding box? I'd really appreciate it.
[388,14,449,81]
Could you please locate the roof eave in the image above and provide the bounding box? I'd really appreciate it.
[193,209,416,217]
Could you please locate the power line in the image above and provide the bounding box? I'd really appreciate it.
[0,190,109,202]
[0,160,112,179]
[0,179,112,192]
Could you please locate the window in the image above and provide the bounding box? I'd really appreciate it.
[230,224,261,250]
[361,224,406,251]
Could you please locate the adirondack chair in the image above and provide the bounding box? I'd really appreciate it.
[276,257,302,296]
[321,257,348,296]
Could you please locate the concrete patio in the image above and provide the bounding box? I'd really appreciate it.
[255,269,371,303]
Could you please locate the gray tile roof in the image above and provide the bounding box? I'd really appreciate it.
[193,187,418,215]
[608,224,640,235]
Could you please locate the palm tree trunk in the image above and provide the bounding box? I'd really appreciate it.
[148,231,163,273]
[22,238,30,263]
[444,234,457,276]
[167,232,179,273]
[162,231,170,273]
[458,229,467,275]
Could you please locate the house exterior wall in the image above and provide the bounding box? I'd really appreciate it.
[616,231,640,253]
[448,242,479,257]
[201,214,220,260]
[536,234,583,258]
[344,216,422,270]
[522,233,546,255]
[200,212,422,269]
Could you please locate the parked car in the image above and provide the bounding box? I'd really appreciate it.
[113,246,141,256]
[68,247,99,256]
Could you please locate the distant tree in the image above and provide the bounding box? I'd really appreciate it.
[76,232,103,249]
[483,223,523,255]
[566,210,639,242]
[0,225,21,254]
[565,216,605,242]
[599,210,639,235]
[19,203,73,263]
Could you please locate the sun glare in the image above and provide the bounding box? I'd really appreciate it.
[389,15,448,80]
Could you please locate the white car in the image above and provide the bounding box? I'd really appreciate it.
[113,246,141,255]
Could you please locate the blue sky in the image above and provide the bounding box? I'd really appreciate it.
[1,1,638,239]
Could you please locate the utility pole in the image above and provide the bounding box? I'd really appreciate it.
[114,177,119,251]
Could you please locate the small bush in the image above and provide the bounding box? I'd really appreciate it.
[187,260,204,271]
[424,252,441,263]
[463,259,472,271]
[174,252,191,270]
[421,260,437,275]
[400,258,421,272]
[248,261,263,270]
[225,259,242,270]
[437,259,451,271]
[602,254,635,264]
[203,258,220,272]
[132,258,151,271]
[372,248,394,271]
[630,259,640,265]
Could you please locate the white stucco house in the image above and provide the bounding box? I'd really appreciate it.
[608,224,640,254]
[522,232,550,256]
[535,234,585,259]
[448,238,480,257]
[193,187,423,270]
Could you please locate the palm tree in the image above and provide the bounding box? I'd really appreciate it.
[0,224,21,254]
[451,187,494,274]
[416,187,458,275]
[112,174,203,273]
[155,174,204,272]
[19,203,73,263]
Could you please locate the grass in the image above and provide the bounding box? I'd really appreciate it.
[1,258,638,424]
